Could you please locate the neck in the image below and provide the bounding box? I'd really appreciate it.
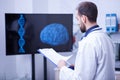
[86,22,97,31]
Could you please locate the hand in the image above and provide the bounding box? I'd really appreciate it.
[57,60,66,69]
[68,64,74,70]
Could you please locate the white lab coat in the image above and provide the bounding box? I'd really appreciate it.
[59,30,115,80]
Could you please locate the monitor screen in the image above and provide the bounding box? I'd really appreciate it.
[5,13,73,55]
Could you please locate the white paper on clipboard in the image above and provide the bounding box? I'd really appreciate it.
[38,48,72,66]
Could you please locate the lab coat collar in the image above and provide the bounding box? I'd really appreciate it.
[81,25,102,40]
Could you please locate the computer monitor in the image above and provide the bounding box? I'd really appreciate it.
[5,13,73,55]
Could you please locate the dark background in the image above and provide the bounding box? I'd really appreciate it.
[5,14,73,55]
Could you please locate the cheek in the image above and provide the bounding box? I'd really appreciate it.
[78,20,82,27]
[77,19,81,25]
[76,19,80,25]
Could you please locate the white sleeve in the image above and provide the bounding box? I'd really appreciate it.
[59,66,75,80]
[59,41,97,80]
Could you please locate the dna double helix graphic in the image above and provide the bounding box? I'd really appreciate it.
[18,14,25,53]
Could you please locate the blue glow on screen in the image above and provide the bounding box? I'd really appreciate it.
[18,14,25,53]
[40,23,69,46]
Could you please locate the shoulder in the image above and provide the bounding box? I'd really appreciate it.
[85,31,110,42]
[78,31,111,49]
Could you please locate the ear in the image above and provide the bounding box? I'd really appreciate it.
[81,15,87,23]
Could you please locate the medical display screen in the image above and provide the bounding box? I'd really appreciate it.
[5,14,73,55]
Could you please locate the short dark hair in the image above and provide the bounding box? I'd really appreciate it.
[76,1,98,22]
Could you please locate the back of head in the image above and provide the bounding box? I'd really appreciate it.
[76,1,98,23]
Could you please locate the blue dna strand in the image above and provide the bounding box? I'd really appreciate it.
[18,14,25,53]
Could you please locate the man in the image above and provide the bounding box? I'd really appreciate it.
[57,1,115,80]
